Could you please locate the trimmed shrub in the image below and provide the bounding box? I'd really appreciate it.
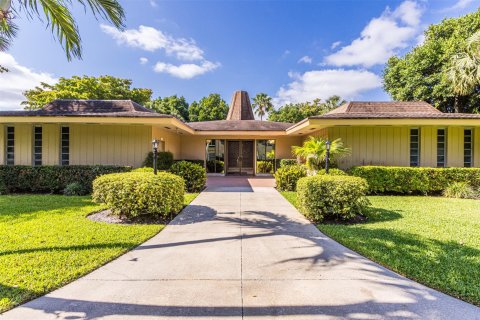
[64,182,88,196]
[280,159,297,167]
[170,161,206,193]
[0,180,7,195]
[175,159,205,166]
[316,168,346,176]
[257,160,274,174]
[0,165,131,194]
[349,166,480,194]
[275,164,307,191]
[206,160,224,173]
[93,172,184,218]
[297,175,370,222]
[443,182,478,199]
[143,151,174,170]
[132,167,155,173]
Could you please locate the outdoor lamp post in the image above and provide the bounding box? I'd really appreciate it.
[152,139,159,175]
[325,140,331,174]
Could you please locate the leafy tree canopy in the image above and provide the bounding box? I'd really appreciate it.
[146,95,190,121]
[23,75,153,110]
[188,93,229,122]
[268,96,345,123]
[383,9,480,113]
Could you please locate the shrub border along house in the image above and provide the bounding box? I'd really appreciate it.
[0,165,131,194]
[349,166,480,194]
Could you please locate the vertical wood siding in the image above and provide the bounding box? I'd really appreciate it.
[447,127,463,167]
[152,127,182,159]
[0,124,4,164]
[70,124,151,167]
[15,124,32,165]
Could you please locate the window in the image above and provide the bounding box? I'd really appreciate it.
[410,128,420,167]
[61,126,70,165]
[33,126,42,166]
[464,129,473,167]
[437,128,446,168]
[256,140,276,173]
[205,139,225,173]
[5,126,14,165]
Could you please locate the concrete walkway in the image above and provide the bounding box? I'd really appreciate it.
[3,181,479,319]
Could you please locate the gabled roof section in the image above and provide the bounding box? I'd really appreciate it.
[226,91,255,120]
[322,101,442,118]
[0,99,173,118]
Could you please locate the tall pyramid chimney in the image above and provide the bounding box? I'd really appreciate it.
[226,91,255,121]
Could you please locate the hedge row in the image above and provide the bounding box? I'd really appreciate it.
[349,166,480,194]
[0,165,131,194]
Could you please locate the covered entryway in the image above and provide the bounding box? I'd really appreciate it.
[226,140,254,175]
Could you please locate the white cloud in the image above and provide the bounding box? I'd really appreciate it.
[331,41,342,50]
[298,56,312,64]
[149,0,158,7]
[0,53,57,110]
[153,61,220,79]
[139,57,149,65]
[101,24,204,61]
[274,69,382,106]
[443,0,475,10]
[324,0,423,67]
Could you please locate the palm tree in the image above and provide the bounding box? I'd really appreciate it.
[447,31,480,113]
[252,93,274,121]
[0,0,125,61]
[323,95,346,111]
[292,136,350,174]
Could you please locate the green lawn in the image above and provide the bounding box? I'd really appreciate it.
[0,193,198,312]
[281,192,480,306]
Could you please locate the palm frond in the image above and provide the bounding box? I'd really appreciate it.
[0,16,17,51]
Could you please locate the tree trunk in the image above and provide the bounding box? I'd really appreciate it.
[454,95,460,113]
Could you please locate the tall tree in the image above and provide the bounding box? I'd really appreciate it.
[383,9,480,113]
[23,75,152,109]
[447,31,480,112]
[268,96,345,123]
[188,93,229,122]
[252,93,274,121]
[146,95,190,121]
[0,0,125,61]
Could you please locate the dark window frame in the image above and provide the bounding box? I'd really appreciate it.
[410,128,420,167]
[5,126,14,165]
[33,126,43,166]
[436,128,446,168]
[60,126,70,166]
[464,129,473,168]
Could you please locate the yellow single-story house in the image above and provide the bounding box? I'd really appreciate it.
[1,91,479,173]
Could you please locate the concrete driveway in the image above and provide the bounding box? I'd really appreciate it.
[2,179,479,319]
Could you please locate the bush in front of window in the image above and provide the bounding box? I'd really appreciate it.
[274,164,307,191]
[256,160,274,174]
[0,165,131,194]
[349,166,480,195]
[170,161,207,193]
[142,151,174,170]
[206,160,224,173]
[92,172,184,219]
[297,175,370,222]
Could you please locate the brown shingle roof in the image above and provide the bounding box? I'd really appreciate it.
[188,120,292,131]
[0,100,174,118]
[324,101,442,116]
[226,91,255,120]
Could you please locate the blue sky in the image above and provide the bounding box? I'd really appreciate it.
[1,0,479,110]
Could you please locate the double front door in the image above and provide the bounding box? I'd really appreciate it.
[227,140,254,175]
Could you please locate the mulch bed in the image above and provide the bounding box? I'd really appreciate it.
[87,209,171,225]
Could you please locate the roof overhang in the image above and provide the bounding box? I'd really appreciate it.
[192,130,288,136]
[287,118,480,135]
[0,116,195,135]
